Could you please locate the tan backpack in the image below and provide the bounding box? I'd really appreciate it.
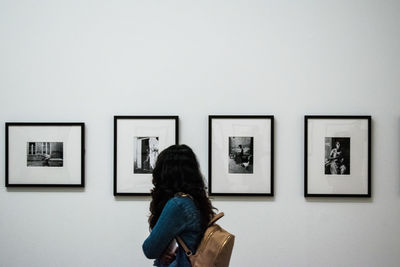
[176,212,235,267]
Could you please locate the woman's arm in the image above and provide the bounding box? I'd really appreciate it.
[142,198,186,259]
[329,148,337,159]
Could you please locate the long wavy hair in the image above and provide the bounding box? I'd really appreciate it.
[148,144,215,230]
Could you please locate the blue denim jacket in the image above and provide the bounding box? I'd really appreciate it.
[142,196,203,267]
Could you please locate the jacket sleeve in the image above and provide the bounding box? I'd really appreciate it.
[142,198,186,259]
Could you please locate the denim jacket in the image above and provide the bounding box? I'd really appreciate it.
[142,196,204,267]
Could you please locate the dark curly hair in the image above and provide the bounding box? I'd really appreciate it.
[148,144,215,230]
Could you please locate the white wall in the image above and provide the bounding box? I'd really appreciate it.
[1,1,399,266]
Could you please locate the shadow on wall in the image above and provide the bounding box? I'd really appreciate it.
[6,188,85,193]
[398,117,400,196]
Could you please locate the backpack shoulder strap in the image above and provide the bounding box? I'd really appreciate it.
[208,212,224,226]
[176,236,193,256]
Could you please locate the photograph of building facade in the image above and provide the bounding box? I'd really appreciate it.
[27,142,63,167]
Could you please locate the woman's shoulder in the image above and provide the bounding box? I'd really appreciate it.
[168,194,194,204]
[165,194,197,211]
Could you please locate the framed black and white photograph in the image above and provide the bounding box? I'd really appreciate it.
[305,116,371,197]
[114,116,178,196]
[209,115,274,196]
[6,123,85,187]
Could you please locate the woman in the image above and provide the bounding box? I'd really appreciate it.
[328,141,347,175]
[142,144,215,266]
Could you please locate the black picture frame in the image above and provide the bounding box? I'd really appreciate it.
[208,115,274,196]
[114,116,179,196]
[304,115,371,197]
[5,122,85,187]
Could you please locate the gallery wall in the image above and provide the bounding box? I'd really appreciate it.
[1,0,400,266]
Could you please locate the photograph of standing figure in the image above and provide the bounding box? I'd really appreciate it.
[134,137,159,173]
[325,137,350,175]
[228,137,254,174]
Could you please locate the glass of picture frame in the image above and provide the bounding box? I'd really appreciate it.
[113,116,179,196]
[5,122,85,187]
[304,115,371,197]
[208,115,274,196]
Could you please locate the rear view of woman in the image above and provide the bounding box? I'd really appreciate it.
[142,144,215,266]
